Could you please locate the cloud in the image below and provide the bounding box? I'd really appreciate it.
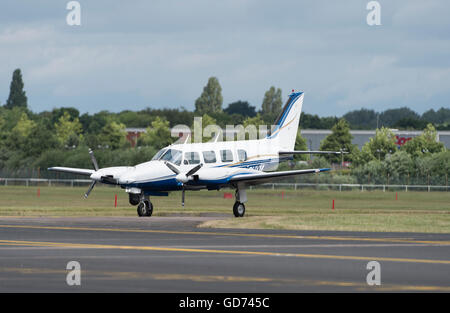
[0,0,449,115]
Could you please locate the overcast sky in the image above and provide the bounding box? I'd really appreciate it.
[1,0,449,116]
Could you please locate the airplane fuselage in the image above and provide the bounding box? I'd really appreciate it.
[115,138,291,194]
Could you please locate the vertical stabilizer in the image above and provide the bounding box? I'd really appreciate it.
[266,91,304,151]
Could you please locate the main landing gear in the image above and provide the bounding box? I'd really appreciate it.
[233,188,247,218]
[137,200,153,217]
[130,193,153,217]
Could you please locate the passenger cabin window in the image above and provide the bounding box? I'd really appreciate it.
[237,149,247,162]
[220,150,234,163]
[202,151,216,163]
[184,152,200,164]
[159,149,182,165]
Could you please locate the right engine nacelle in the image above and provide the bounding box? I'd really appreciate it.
[129,193,140,206]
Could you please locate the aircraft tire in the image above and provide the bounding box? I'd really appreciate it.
[233,201,245,218]
[137,201,153,217]
[145,200,153,217]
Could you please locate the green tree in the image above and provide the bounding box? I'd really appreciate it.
[353,127,397,166]
[294,131,308,162]
[138,117,173,149]
[394,117,428,130]
[25,122,60,158]
[242,114,266,139]
[352,159,385,184]
[5,112,37,153]
[224,101,256,117]
[195,77,223,114]
[422,108,450,124]
[99,121,127,149]
[383,151,414,184]
[364,127,397,160]
[261,86,282,116]
[12,112,36,138]
[54,111,83,147]
[320,119,356,163]
[5,69,28,109]
[402,123,445,157]
[378,107,420,127]
[342,108,377,129]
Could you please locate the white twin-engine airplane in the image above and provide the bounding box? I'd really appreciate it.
[49,91,343,217]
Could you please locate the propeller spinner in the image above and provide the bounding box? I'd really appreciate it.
[164,161,203,206]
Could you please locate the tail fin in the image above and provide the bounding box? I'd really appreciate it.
[266,91,304,151]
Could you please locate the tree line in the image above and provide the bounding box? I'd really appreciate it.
[0,69,449,184]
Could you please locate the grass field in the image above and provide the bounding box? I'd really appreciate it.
[0,185,449,233]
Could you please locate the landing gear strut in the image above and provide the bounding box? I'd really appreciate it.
[233,188,247,217]
[137,194,153,217]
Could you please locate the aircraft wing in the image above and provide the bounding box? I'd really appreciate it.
[229,168,330,186]
[48,167,95,176]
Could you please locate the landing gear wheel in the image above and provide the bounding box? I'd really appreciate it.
[137,200,153,217]
[233,201,245,218]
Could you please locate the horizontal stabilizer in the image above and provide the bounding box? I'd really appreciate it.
[279,150,348,155]
[230,168,330,185]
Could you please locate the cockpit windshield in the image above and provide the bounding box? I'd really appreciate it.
[157,149,182,165]
[151,149,167,161]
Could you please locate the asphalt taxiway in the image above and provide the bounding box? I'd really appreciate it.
[0,216,449,292]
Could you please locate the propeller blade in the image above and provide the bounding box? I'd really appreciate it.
[186,163,203,177]
[181,189,185,207]
[84,180,97,198]
[164,161,180,175]
[89,148,99,171]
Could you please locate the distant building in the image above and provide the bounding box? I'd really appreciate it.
[125,128,146,147]
[300,129,450,150]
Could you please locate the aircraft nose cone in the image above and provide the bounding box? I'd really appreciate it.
[90,172,101,181]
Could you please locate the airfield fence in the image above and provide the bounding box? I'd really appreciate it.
[0,178,448,192]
